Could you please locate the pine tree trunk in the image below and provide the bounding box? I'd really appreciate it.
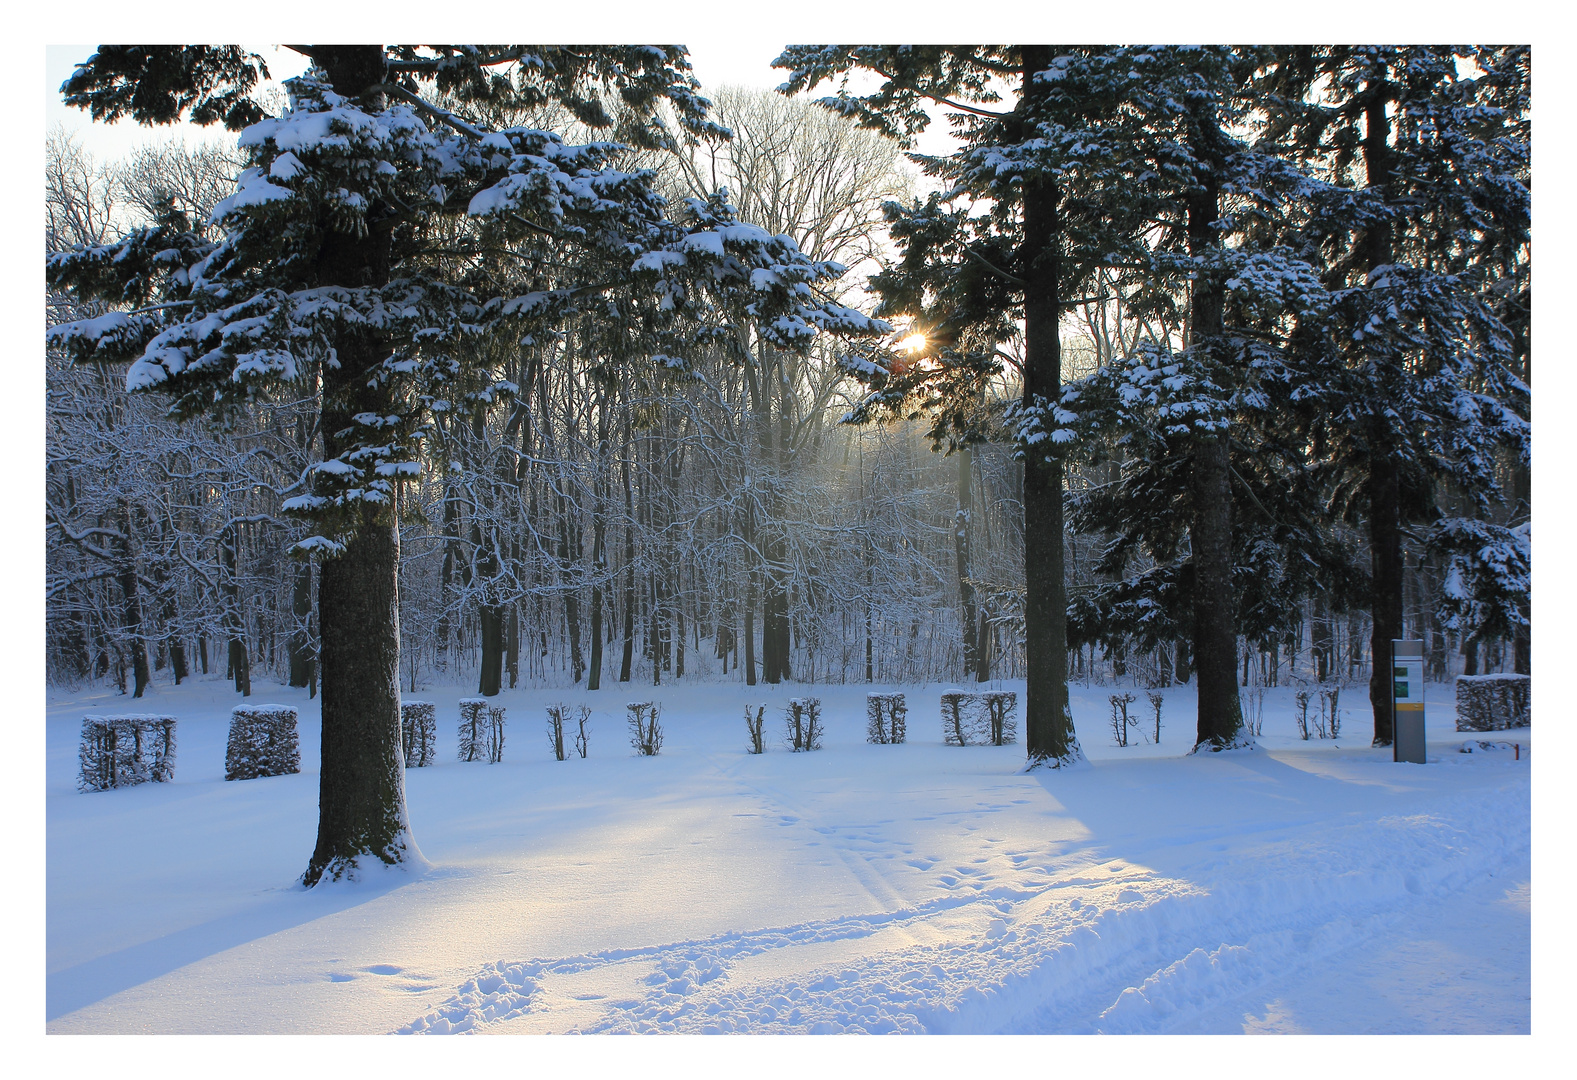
[1019,45,1077,765]
[1185,96,1244,751]
[1360,74,1401,748]
[1366,440,1403,746]
[308,520,413,884]
[302,44,418,886]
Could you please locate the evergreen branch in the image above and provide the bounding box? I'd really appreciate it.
[375,82,485,139]
[864,63,1013,121]
[964,245,1024,286]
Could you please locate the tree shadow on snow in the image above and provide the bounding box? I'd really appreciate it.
[46,864,441,1023]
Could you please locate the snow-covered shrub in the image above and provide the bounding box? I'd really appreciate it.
[1241,687,1265,737]
[78,715,176,792]
[866,693,907,744]
[547,704,589,762]
[486,706,506,764]
[745,704,766,754]
[458,699,488,762]
[628,702,663,756]
[940,691,1016,746]
[574,707,591,759]
[940,691,971,746]
[547,704,569,761]
[1109,693,1136,747]
[225,704,300,781]
[1455,674,1530,731]
[401,701,436,768]
[982,691,1016,746]
[785,698,823,752]
[1294,691,1312,740]
[1319,687,1341,739]
[1145,691,1164,745]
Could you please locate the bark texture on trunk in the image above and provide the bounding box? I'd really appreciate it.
[302,44,419,886]
[1361,76,1400,747]
[1366,439,1402,746]
[1018,45,1079,766]
[307,520,415,884]
[477,602,504,696]
[1184,97,1244,750]
[1190,437,1244,747]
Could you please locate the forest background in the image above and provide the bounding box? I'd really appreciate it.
[40,41,1532,728]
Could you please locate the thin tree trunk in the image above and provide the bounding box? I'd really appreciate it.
[955,445,980,681]
[289,559,314,688]
[620,414,636,683]
[588,387,610,691]
[1313,592,1332,682]
[221,522,250,697]
[115,501,150,698]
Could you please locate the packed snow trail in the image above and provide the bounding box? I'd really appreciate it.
[46,678,1528,1033]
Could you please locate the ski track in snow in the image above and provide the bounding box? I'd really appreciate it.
[398,765,1527,1035]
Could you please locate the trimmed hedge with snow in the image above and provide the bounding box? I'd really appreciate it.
[940,690,1018,746]
[402,701,436,767]
[225,704,300,780]
[866,693,907,744]
[79,715,177,792]
[1455,674,1530,731]
[459,699,506,763]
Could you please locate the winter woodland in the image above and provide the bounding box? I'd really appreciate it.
[46,46,1528,874]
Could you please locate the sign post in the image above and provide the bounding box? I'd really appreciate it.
[1392,639,1426,764]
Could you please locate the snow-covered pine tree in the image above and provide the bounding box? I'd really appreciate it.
[1054,47,1339,751]
[775,45,1154,767]
[49,45,884,885]
[1261,46,1530,744]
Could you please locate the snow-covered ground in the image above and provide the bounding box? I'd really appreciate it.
[45,673,1529,1035]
